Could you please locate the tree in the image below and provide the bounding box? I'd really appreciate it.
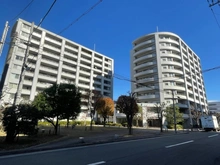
[191,109,202,127]
[85,90,102,130]
[32,83,81,134]
[96,97,114,127]
[164,106,184,129]
[116,93,139,135]
[134,105,142,127]
[2,104,39,143]
[58,84,81,127]
[151,103,165,132]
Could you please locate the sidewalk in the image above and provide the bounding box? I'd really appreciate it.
[0,126,189,156]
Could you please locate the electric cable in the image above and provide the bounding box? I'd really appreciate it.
[9,0,35,22]
[58,0,103,35]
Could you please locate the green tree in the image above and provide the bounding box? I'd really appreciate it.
[96,97,114,127]
[116,93,138,135]
[58,84,81,127]
[32,83,81,134]
[2,104,39,143]
[164,106,184,129]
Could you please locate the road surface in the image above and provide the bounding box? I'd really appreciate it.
[0,131,219,165]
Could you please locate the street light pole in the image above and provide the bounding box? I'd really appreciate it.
[172,90,177,134]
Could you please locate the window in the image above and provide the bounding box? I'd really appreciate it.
[9,83,17,88]
[13,64,21,69]
[21,31,29,37]
[17,47,25,53]
[15,55,23,61]
[11,73,19,79]
[23,24,31,30]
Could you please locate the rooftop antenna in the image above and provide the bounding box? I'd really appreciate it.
[0,21,10,56]
[156,26,159,32]
[94,43,96,51]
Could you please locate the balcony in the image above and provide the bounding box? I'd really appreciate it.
[78,83,90,89]
[32,32,41,38]
[134,69,157,77]
[65,45,78,52]
[39,66,58,75]
[134,61,156,70]
[25,71,34,77]
[133,54,156,63]
[45,37,62,46]
[162,69,183,74]
[62,64,77,72]
[177,103,188,108]
[62,72,76,79]
[160,53,181,60]
[133,46,155,57]
[41,58,59,67]
[38,74,57,82]
[160,45,180,52]
[78,76,90,82]
[44,44,61,54]
[138,94,159,100]
[159,38,179,45]
[133,39,155,50]
[23,80,32,86]
[63,58,77,65]
[161,61,182,67]
[21,89,31,95]
[134,86,156,93]
[137,77,155,83]
[163,85,185,91]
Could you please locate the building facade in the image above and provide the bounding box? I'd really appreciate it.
[130,32,208,126]
[0,19,114,115]
[208,101,220,114]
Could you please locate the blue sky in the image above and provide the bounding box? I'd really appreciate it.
[0,0,220,101]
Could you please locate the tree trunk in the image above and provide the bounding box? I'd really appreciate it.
[127,116,133,135]
[54,116,59,135]
[90,113,94,131]
[67,118,69,128]
[160,118,163,132]
[136,118,138,127]
[103,117,106,127]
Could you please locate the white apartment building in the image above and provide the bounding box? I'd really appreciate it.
[130,32,208,125]
[0,19,114,114]
[208,101,220,113]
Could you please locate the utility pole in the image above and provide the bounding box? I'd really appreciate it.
[13,22,34,106]
[0,21,9,56]
[208,0,220,7]
[172,90,177,134]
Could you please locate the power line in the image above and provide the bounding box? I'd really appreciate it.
[35,0,57,30]
[9,0,35,22]
[207,0,220,29]
[58,0,103,35]
[114,64,220,94]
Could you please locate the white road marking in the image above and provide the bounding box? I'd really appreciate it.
[208,134,219,138]
[87,161,106,165]
[165,140,194,148]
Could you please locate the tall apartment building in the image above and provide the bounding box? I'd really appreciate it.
[208,101,220,113]
[0,19,114,113]
[130,32,208,125]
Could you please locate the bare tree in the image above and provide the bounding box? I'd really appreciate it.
[151,103,165,132]
[85,90,102,130]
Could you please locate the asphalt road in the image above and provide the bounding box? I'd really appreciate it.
[0,131,220,165]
